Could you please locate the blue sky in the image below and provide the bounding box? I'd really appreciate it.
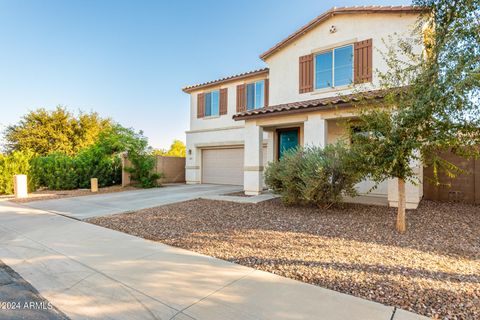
[0,0,410,149]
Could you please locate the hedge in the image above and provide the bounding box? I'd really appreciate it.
[0,151,34,194]
[0,150,122,195]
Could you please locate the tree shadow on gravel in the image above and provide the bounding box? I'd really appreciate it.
[231,257,480,284]
[190,199,475,259]
[228,256,479,319]
[89,198,480,261]
[87,198,480,319]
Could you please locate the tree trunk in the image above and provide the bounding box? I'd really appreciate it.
[396,178,406,233]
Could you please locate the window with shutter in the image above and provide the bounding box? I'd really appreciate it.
[245,80,265,110]
[204,90,219,117]
[314,45,354,89]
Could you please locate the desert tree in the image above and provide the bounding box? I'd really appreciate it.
[350,0,480,233]
[3,106,112,156]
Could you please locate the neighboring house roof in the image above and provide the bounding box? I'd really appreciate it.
[259,5,427,61]
[182,68,269,93]
[233,89,387,121]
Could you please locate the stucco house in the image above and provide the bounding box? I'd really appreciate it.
[182,6,426,209]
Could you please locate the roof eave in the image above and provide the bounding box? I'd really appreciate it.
[182,68,269,93]
[259,6,429,61]
[233,102,353,121]
[233,91,388,121]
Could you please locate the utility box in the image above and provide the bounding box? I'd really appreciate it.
[91,178,98,192]
[14,175,28,199]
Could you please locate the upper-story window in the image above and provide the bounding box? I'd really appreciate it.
[246,80,265,110]
[204,90,219,116]
[315,45,353,89]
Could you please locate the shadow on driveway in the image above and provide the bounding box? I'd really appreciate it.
[0,260,69,320]
[21,184,242,220]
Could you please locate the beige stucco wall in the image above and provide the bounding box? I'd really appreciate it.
[265,12,422,106]
[327,120,349,144]
[246,109,389,197]
[184,11,423,206]
[188,74,267,132]
[323,118,389,197]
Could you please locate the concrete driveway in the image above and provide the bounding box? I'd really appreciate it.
[0,201,426,320]
[23,184,241,219]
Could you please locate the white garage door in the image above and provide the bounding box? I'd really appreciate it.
[202,148,244,185]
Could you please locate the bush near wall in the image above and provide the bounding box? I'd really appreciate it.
[0,124,157,194]
[0,149,122,194]
[264,144,363,208]
[30,152,121,191]
[30,154,77,190]
[124,150,162,188]
[75,147,122,188]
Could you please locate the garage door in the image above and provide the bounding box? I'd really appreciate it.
[202,148,244,185]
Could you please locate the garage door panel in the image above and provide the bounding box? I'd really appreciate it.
[202,148,244,185]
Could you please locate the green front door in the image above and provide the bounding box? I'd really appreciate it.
[278,129,299,158]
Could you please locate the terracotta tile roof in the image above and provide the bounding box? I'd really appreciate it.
[182,68,269,93]
[260,6,428,61]
[233,89,387,120]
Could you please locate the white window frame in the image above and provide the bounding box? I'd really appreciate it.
[203,89,220,118]
[314,44,354,90]
[246,80,265,110]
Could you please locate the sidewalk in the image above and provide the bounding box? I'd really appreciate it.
[0,200,427,320]
[0,260,69,320]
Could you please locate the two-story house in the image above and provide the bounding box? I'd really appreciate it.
[182,6,426,208]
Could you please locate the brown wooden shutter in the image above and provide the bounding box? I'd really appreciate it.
[197,93,204,118]
[236,84,246,112]
[299,54,314,93]
[264,78,269,107]
[219,88,228,115]
[354,39,373,84]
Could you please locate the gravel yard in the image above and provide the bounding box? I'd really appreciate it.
[6,185,138,203]
[88,199,480,319]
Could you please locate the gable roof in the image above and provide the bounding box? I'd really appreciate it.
[260,5,427,61]
[182,68,269,93]
[233,89,387,120]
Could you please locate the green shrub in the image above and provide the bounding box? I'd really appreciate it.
[0,124,156,194]
[264,143,363,208]
[75,146,121,188]
[264,147,304,205]
[30,146,122,191]
[300,144,362,208]
[0,150,35,194]
[31,154,78,190]
[124,150,163,188]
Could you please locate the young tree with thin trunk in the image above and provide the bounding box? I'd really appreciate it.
[350,0,480,233]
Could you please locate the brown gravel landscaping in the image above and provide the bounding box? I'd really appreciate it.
[88,199,480,319]
[7,185,139,203]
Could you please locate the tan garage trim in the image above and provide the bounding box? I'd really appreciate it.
[244,166,264,171]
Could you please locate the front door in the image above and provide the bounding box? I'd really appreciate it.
[277,128,299,159]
